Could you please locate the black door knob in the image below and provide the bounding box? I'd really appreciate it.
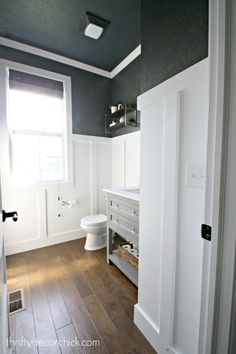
[2,210,18,222]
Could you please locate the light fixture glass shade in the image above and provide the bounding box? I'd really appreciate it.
[84,23,103,39]
[81,12,110,40]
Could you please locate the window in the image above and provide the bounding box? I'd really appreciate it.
[7,69,70,184]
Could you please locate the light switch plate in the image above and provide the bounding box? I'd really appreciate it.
[185,162,206,189]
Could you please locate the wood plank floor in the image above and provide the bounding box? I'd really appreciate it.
[7,238,157,354]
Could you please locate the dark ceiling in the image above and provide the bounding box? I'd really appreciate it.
[0,0,141,71]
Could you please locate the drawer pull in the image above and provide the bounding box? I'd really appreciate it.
[130,227,135,233]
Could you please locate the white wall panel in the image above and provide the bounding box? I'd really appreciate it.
[2,188,39,245]
[137,100,164,329]
[134,59,209,354]
[73,139,92,215]
[37,189,47,239]
[173,86,207,354]
[125,134,140,187]
[112,131,140,189]
[96,142,112,215]
[112,140,125,188]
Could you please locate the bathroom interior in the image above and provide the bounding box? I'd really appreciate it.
[0,0,227,353]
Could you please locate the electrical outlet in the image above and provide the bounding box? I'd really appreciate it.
[185,162,206,189]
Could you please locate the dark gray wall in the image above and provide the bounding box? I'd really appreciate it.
[111,56,141,105]
[110,0,208,104]
[0,45,111,137]
[140,0,208,93]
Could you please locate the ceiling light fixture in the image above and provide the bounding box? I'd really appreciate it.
[81,12,110,40]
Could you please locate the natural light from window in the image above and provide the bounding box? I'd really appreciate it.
[8,89,65,184]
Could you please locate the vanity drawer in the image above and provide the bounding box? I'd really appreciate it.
[109,196,139,222]
[108,211,139,244]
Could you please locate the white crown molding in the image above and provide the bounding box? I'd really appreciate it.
[110,44,141,78]
[0,36,111,78]
[0,36,141,79]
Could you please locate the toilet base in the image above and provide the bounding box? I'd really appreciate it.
[84,232,106,251]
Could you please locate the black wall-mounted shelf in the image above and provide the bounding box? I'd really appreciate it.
[105,105,138,133]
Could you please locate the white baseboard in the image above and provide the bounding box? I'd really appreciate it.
[134,304,175,354]
[6,229,86,256]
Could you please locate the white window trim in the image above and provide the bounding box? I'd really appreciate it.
[0,59,73,188]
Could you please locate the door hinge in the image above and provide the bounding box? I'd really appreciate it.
[201,224,212,241]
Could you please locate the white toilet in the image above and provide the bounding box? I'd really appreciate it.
[80,214,107,251]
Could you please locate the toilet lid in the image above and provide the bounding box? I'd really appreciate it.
[81,214,107,227]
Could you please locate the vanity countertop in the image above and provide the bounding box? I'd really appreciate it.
[103,187,140,202]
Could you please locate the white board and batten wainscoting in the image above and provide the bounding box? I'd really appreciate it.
[2,132,140,255]
[134,59,209,354]
[2,56,210,354]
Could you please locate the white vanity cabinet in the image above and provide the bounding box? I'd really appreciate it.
[103,188,140,286]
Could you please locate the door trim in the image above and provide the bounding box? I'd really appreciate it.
[201,0,234,353]
[209,0,236,353]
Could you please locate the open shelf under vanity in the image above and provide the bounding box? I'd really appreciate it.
[104,189,140,287]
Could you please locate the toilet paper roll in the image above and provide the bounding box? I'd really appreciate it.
[68,200,77,208]
[128,248,139,260]
[123,244,132,251]
[128,248,138,256]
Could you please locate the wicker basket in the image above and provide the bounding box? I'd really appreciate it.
[118,242,139,270]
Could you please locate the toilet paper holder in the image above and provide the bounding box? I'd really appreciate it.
[61,200,77,208]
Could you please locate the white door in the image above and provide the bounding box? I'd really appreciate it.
[134,59,210,354]
[0,175,10,354]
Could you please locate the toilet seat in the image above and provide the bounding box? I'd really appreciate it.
[81,214,107,227]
